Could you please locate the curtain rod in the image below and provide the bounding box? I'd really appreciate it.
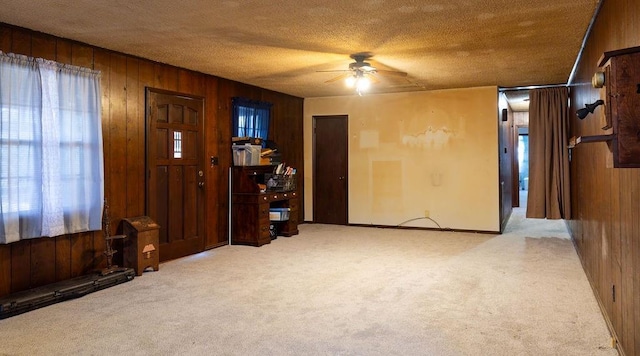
[498,83,567,92]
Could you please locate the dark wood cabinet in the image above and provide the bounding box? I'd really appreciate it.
[597,46,640,167]
[573,46,640,167]
[231,166,299,246]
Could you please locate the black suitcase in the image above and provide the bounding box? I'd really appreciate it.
[0,268,135,319]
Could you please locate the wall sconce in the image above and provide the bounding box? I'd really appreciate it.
[576,99,604,120]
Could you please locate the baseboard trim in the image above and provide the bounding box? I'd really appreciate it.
[353,223,498,234]
[301,221,497,234]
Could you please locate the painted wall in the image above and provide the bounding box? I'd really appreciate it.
[304,86,500,232]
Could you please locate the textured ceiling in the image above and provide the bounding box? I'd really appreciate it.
[0,0,598,101]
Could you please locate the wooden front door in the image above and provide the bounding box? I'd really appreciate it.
[147,89,205,261]
[313,115,348,225]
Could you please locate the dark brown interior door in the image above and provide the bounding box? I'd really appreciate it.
[147,89,205,261]
[499,108,513,232]
[313,115,348,224]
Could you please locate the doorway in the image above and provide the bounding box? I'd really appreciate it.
[313,115,348,225]
[517,126,529,207]
[146,89,205,261]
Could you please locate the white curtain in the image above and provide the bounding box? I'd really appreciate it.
[0,52,103,243]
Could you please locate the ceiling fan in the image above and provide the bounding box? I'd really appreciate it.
[320,53,408,94]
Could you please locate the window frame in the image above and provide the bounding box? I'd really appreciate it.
[231,97,272,141]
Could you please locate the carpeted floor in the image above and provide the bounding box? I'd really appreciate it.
[0,206,617,355]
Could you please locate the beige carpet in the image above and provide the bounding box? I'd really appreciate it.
[0,207,617,355]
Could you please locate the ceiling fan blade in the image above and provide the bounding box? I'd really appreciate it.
[316,69,349,73]
[324,72,352,83]
[375,69,408,77]
[367,73,381,84]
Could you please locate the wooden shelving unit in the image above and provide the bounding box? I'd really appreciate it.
[568,134,615,148]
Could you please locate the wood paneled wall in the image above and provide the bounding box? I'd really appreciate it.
[568,1,640,354]
[512,111,529,127]
[0,24,304,298]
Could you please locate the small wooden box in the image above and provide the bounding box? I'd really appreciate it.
[121,216,160,276]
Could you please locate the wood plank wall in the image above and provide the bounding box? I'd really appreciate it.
[568,1,640,354]
[0,24,304,298]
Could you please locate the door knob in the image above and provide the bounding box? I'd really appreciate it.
[338,176,345,180]
[198,181,205,188]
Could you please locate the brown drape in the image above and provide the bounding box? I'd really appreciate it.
[526,87,571,219]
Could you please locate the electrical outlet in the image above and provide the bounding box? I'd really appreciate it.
[424,210,430,218]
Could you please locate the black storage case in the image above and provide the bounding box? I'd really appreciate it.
[0,268,135,319]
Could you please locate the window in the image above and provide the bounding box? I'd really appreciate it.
[231,97,272,141]
[173,131,182,159]
[0,52,104,243]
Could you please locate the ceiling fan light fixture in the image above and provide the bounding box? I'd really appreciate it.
[346,71,371,95]
[326,53,405,95]
[345,75,356,88]
[356,76,371,91]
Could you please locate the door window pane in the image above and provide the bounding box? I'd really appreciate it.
[174,131,182,159]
